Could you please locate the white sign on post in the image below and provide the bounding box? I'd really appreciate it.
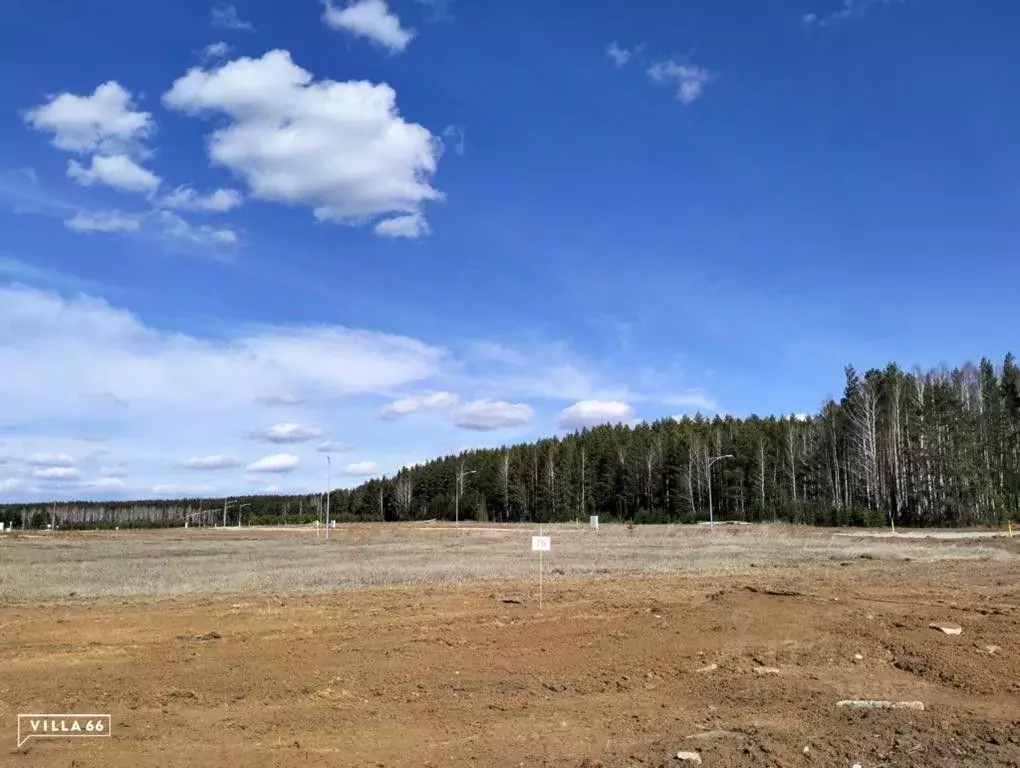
[531,535,551,551]
[589,515,599,532]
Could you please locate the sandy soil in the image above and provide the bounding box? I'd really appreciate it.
[0,528,1018,767]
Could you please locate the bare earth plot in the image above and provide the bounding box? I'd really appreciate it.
[0,524,1018,767]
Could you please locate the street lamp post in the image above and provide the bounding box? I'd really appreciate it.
[325,456,332,539]
[707,454,734,528]
[236,502,251,528]
[455,464,477,526]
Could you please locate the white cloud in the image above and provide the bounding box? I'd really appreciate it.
[381,391,458,420]
[250,422,323,444]
[33,466,80,480]
[606,41,633,67]
[28,452,75,467]
[317,441,356,453]
[204,41,232,60]
[453,399,534,431]
[211,3,255,31]
[247,453,299,473]
[556,400,635,430]
[374,212,429,239]
[322,0,415,53]
[67,154,161,194]
[162,50,442,233]
[100,465,128,478]
[179,455,241,470]
[64,211,141,233]
[0,478,26,493]
[342,460,378,476]
[646,60,713,105]
[23,81,153,156]
[662,390,717,413]
[0,285,445,425]
[158,211,238,245]
[161,186,242,213]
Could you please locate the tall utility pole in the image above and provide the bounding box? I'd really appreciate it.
[325,456,332,539]
[222,499,235,527]
[707,454,734,528]
[236,503,251,528]
[455,463,477,526]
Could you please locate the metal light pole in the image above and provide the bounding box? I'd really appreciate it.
[325,456,332,539]
[222,499,234,527]
[236,502,251,528]
[707,454,734,528]
[455,464,477,526]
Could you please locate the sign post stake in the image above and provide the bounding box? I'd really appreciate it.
[531,530,551,612]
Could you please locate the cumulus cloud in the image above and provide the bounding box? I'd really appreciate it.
[23,81,153,156]
[211,3,255,31]
[67,154,161,194]
[453,399,534,431]
[64,211,141,233]
[380,391,458,420]
[250,422,324,444]
[646,60,713,105]
[322,0,415,53]
[247,453,299,473]
[556,400,635,430]
[178,455,241,470]
[161,185,242,213]
[342,460,378,476]
[162,50,442,233]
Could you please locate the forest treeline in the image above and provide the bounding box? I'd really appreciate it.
[3,355,1019,530]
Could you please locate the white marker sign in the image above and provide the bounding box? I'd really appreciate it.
[589,515,599,531]
[531,535,551,552]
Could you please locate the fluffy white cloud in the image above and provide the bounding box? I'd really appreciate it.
[342,460,378,476]
[374,212,429,239]
[162,50,442,232]
[23,81,153,155]
[161,185,242,213]
[322,0,415,53]
[381,391,458,420]
[556,400,634,430]
[247,454,299,473]
[33,466,80,480]
[646,60,713,105]
[211,3,255,31]
[67,154,160,194]
[453,399,534,431]
[28,453,75,467]
[179,455,241,470]
[64,211,140,233]
[250,423,323,444]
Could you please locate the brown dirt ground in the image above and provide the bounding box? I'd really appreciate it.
[1,558,1019,767]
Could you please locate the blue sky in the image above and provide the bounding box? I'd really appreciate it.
[1,0,1018,501]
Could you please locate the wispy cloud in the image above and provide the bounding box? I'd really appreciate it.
[803,0,908,28]
[646,59,713,105]
[211,3,255,31]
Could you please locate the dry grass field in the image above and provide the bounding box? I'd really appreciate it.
[1,523,1018,767]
